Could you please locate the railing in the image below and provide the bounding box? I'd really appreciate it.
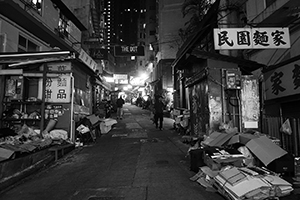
[262,115,300,156]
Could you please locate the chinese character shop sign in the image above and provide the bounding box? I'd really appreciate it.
[38,75,71,103]
[214,28,290,50]
[265,61,300,100]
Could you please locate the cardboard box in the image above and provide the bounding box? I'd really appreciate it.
[100,122,111,134]
[202,131,236,147]
[0,147,15,162]
[102,118,117,126]
[86,114,101,126]
[246,135,287,166]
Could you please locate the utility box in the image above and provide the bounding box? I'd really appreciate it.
[225,69,241,90]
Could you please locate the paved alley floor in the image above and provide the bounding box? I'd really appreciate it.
[0,104,227,200]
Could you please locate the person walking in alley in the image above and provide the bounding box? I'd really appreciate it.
[154,95,165,130]
[116,95,125,119]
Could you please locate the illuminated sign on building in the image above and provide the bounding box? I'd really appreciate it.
[114,45,145,56]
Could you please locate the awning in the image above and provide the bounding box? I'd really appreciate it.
[0,51,74,65]
[190,49,265,73]
[0,51,75,72]
[95,79,112,91]
[102,70,114,77]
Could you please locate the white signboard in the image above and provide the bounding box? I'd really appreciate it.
[39,62,72,72]
[130,76,145,86]
[265,60,300,100]
[214,28,290,50]
[38,75,71,103]
[113,74,128,80]
[79,49,98,72]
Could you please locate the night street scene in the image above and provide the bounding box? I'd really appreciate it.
[1,0,300,200]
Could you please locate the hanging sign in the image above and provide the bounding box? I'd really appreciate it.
[79,49,98,72]
[89,48,108,60]
[113,74,128,80]
[114,45,144,56]
[214,27,290,50]
[39,61,72,72]
[38,75,71,103]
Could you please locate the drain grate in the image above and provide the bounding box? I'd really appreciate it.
[156,160,169,165]
[88,197,125,200]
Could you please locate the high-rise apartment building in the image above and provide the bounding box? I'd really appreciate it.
[103,0,141,75]
[103,0,115,52]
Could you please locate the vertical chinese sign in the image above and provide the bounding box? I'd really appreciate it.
[214,28,290,50]
[38,62,71,103]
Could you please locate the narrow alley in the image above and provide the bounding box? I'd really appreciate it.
[0,103,224,200]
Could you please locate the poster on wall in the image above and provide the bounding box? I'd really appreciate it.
[241,77,259,129]
[38,75,71,103]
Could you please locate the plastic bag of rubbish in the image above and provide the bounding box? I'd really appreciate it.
[76,124,90,134]
[48,129,68,140]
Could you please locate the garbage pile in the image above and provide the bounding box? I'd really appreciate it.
[187,127,294,200]
[0,124,69,162]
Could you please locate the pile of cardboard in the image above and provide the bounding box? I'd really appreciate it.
[189,130,294,199]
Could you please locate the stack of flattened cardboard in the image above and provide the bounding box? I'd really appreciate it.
[213,166,293,200]
[190,131,294,199]
[191,165,293,200]
[203,147,245,170]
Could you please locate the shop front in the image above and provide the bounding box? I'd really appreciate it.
[176,50,263,137]
[0,50,100,191]
[263,55,300,157]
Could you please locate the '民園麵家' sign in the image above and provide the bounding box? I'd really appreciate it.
[214,28,290,50]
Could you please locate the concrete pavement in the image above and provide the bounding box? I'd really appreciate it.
[0,103,225,200]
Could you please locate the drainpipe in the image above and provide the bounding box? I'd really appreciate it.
[70,73,75,143]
